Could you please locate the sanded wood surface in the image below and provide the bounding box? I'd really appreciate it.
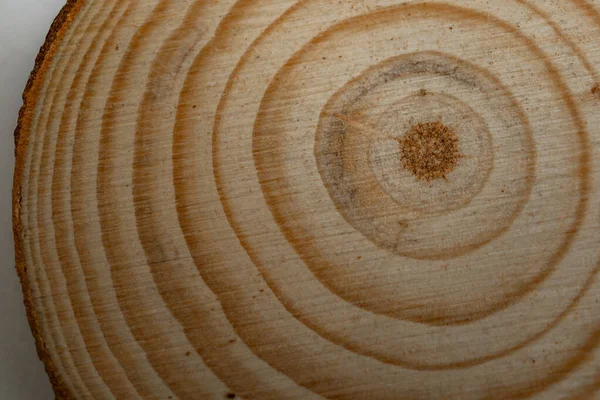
[12,0,600,398]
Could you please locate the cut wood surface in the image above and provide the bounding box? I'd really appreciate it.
[12,0,600,398]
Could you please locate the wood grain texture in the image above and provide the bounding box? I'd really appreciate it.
[12,0,600,399]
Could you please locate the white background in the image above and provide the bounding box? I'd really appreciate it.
[0,0,65,398]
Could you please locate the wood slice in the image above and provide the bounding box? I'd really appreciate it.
[13,0,600,399]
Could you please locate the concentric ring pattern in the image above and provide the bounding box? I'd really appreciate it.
[13,0,600,399]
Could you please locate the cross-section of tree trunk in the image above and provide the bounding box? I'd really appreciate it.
[13,0,600,398]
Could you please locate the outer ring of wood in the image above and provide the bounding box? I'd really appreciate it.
[13,1,84,398]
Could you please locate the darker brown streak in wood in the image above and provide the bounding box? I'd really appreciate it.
[591,83,600,98]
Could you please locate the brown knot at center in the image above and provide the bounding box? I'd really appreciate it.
[398,121,461,181]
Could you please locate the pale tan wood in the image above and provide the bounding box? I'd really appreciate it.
[12,0,600,399]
